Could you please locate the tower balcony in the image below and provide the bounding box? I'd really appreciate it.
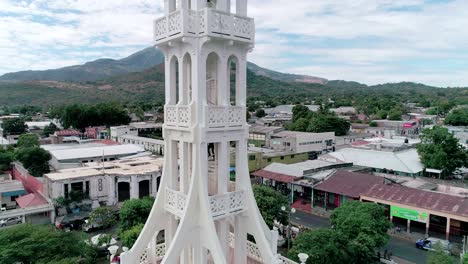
[164,105,246,129]
[164,104,192,128]
[154,8,255,45]
[206,105,245,129]
[164,187,246,220]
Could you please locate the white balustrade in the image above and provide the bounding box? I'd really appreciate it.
[209,190,245,218]
[164,105,191,128]
[165,187,188,217]
[165,188,245,219]
[206,105,245,128]
[155,243,166,260]
[153,8,254,44]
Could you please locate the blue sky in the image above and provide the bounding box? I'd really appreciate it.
[0,0,467,87]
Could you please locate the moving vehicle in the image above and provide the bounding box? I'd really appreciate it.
[0,216,22,227]
[415,237,451,253]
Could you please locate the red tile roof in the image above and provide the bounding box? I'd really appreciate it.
[55,129,82,136]
[16,193,48,208]
[363,184,468,218]
[314,170,384,198]
[252,170,299,183]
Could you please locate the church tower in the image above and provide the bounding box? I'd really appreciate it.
[121,1,291,263]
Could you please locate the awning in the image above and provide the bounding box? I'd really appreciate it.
[251,170,299,183]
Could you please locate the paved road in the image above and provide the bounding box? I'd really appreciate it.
[291,210,428,264]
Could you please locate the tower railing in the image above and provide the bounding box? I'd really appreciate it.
[154,8,254,44]
[206,105,245,128]
[164,104,193,128]
[164,187,246,219]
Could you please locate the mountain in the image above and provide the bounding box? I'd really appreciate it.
[0,47,325,84]
[247,62,327,84]
[0,47,165,82]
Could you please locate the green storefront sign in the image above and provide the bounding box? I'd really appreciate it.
[390,205,428,223]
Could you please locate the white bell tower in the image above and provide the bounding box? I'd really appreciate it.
[121,1,290,263]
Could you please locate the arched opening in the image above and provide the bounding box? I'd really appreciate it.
[118,182,130,202]
[206,52,220,105]
[139,180,150,198]
[228,55,239,106]
[169,56,180,105]
[182,53,192,104]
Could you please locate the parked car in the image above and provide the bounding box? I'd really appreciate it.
[416,237,451,253]
[0,216,22,227]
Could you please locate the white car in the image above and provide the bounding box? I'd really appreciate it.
[0,216,22,227]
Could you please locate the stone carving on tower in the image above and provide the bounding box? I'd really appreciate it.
[121,1,296,263]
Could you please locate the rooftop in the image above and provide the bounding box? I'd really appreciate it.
[119,135,164,145]
[363,184,468,219]
[0,180,25,193]
[251,170,298,183]
[249,125,283,134]
[314,170,385,198]
[272,130,334,138]
[45,157,164,181]
[16,193,49,208]
[130,122,163,129]
[55,129,82,136]
[325,148,424,174]
[46,144,146,161]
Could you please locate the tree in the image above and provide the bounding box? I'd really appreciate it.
[376,109,388,119]
[307,115,350,136]
[0,224,97,264]
[427,243,455,264]
[417,126,468,176]
[88,207,117,229]
[255,108,266,118]
[121,223,144,248]
[252,185,289,228]
[292,105,310,122]
[330,201,392,263]
[387,108,403,120]
[1,118,26,135]
[288,229,349,264]
[369,121,378,127]
[17,133,39,148]
[445,108,468,126]
[15,147,51,177]
[0,147,14,171]
[119,197,155,231]
[43,122,58,137]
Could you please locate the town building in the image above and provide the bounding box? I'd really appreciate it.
[42,143,149,170]
[43,157,163,206]
[117,135,164,155]
[0,180,26,209]
[323,147,424,177]
[110,122,162,141]
[84,126,109,139]
[242,146,310,172]
[270,130,335,155]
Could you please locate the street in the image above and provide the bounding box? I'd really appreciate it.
[291,210,428,264]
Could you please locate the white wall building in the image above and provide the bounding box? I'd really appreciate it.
[110,125,138,141]
[43,157,163,205]
[43,143,149,170]
[270,130,335,154]
[117,135,165,155]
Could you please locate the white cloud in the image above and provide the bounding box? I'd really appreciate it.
[0,0,467,87]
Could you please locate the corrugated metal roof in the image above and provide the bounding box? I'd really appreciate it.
[363,184,468,218]
[314,170,384,198]
[328,148,424,174]
[251,170,299,183]
[49,144,145,161]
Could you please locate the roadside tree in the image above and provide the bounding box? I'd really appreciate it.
[417,126,468,177]
[253,185,289,227]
